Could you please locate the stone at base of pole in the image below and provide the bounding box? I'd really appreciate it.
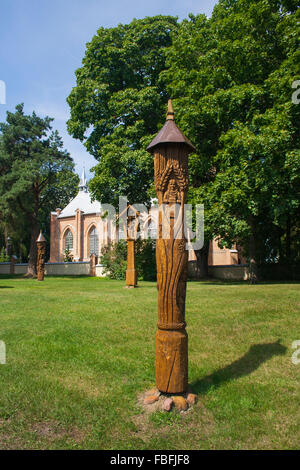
[126,268,137,287]
[155,329,188,394]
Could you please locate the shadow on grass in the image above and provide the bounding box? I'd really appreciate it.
[0,275,23,280]
[188,279,300,285]
[0,286,14,288]
[191,340,287,395]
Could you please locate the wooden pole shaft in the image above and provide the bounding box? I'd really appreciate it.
[126,239,137,286]
[36,241,46,281]
[154,143,189,393]
[90,253,97,276]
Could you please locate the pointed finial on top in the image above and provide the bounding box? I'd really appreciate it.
[166,99,175,121]
[36,230,46,243]
[81,166,86,185]
[78,167,87,192]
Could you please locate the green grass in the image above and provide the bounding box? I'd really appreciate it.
[0,275,299,449]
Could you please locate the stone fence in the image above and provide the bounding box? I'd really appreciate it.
[188,262,300,281]
[1,260,248,280]
[45,261,90,276]
[0,261,105,277]
[0,262,10,274]
[208,264,249,281]
[188,261,249,281]
[2,261,298,281]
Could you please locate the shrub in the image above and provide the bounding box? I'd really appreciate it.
[136,238,156,281]
[0,247,9,262]
[100,240,127,280]
[63,249,74,262]
[100,238,156,281]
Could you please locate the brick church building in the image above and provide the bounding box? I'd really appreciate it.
[49,169,244,265]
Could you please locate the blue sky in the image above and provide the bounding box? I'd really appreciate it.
[0,0,217,178]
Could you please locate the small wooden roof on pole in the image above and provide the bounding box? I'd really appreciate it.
[36,231,46,243]
[146,100,195,153]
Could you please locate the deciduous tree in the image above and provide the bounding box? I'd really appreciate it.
[67,15,179,207]
[164,0,300,280]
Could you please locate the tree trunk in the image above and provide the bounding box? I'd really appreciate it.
[249,216,258,284]
[278,230,283,262]
[286,216,291,262]
[4,226,9,256]
[26,218,39,277]
[194,243,209,279]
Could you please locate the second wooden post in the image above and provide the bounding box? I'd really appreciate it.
[36,231,46,281]
[126,214,138,287]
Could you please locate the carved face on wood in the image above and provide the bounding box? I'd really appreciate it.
[163,177,180,204]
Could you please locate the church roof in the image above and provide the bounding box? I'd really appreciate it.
[58,190,102,218]
[58,168,101,218]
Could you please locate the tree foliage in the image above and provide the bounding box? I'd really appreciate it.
[67,15,179,207]
[67,4,299,280]
[0,104,79,274]
[100,238,156,281]
[164,0,300,279]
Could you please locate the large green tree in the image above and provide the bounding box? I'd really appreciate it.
[67,15,179,207]
[0,104,79,275]
[66,5,299,281]
[164,0,299,280]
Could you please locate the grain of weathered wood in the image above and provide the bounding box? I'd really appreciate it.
[90,253,97,277]
[36,231,46,281]
[126,239,137,286]
[147,100,195,393]
[126,214,138,287]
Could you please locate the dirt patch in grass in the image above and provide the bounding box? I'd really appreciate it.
[0,431,11,449]
[0,419,24,450]
[132,390,216,448]
[31,420,86,445]
[56,374,103,399]
[136,388,163,415]
[136,386,198,415]
[0,434,24,450]
[0,419,87,450]
[131,412,157,442]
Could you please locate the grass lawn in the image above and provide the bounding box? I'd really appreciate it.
[0,275,299,450]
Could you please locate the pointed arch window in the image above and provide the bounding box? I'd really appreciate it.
[64,230,73,250]
[89,226,98,256]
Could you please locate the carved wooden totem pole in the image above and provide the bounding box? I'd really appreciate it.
[90,253,97,277]
[126,214,138,288]
[36,231,46,281]
[147,100,195,393]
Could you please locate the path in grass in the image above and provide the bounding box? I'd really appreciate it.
[0,276,299,449]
